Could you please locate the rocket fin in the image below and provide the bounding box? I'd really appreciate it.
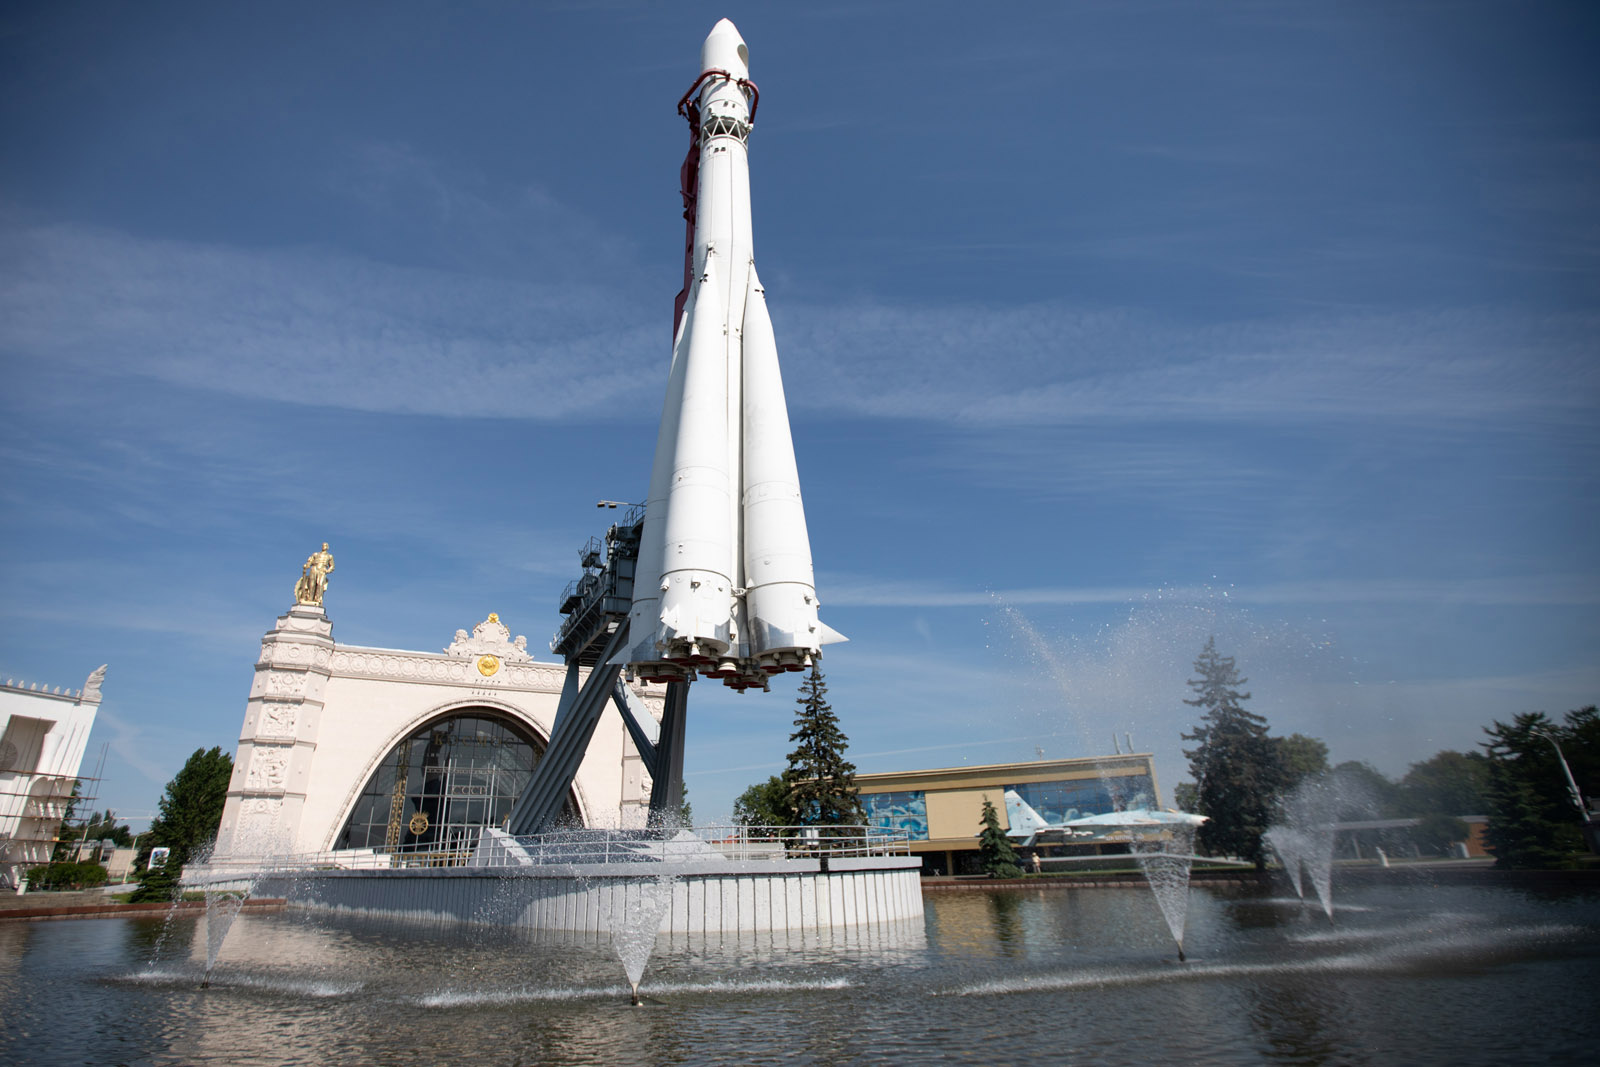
[818,622,849,646]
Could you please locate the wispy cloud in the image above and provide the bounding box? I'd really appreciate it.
[824,574,1600,609]
[780,300,1598,427]
[5,221,1593,430]
[0,222,663,420]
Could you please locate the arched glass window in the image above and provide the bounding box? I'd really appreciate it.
[335,709,574,853]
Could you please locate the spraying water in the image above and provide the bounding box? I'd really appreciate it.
[1129,826,1198,960]
[1268,769,1376,922]
[608,874,677,1004]
[201,889,249,987]
[1263,826,1307,900]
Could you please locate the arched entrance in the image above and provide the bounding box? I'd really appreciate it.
[334,707,576,852]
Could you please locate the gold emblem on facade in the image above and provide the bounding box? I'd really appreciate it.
[477,655,500,677]
[408,811,429,835]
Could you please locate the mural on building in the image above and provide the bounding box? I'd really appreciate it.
[863,789,928,840]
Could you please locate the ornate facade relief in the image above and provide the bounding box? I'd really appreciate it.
[444,613,535,663]
[326,649,564,692]
[246,746,291,791]
[261,672,307,699]
[257,704,298,739]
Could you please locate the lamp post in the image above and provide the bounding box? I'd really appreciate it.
[1530,728,1587,819]
[1531,727,1596,854]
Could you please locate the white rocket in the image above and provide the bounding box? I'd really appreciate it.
[625,18,843,692]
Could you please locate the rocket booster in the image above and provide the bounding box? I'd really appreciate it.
[625,19,843,691]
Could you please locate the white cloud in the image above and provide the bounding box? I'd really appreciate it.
[823,574,1600,609]
[5,221,1593,432]
[778,299,1597,427]
[0,223,663,420]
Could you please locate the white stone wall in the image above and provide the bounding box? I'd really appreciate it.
[256,859,926,934]
[216,607,660,859]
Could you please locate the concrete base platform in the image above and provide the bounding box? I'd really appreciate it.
[255,856,924,934]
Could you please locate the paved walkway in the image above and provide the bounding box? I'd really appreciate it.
[1,889,285,922]
[0,889,120,911]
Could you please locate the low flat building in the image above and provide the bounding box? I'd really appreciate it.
[857,754,1160,875]
[0,668,105,890]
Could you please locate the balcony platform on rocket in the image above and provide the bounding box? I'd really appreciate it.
[624,18,844,693]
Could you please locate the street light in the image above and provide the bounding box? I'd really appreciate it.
[1530,727,1588,820]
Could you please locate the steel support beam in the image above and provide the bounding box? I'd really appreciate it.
[647,680,689,827]
[505,623,628,835]
[611,679,662,781]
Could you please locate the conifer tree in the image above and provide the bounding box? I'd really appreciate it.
[977,797,1022,879]
[1481,709,1595,868]
[781,664,864,829]
[1181,637,1283,869]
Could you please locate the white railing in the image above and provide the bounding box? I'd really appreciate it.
[187,824,913,879]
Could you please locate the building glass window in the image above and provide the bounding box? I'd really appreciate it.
[863,789,928,840]
[1007,775,1155,825]
[335,710,570,853]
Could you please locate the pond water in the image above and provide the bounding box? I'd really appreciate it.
[1,880,1595,1065]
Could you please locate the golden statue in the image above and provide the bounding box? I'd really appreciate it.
[294,542,335,606]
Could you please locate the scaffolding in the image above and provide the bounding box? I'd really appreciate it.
[0,766,103,889]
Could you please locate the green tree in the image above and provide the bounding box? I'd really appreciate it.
[1399,750,1490,817]
[977,796,1022,879]
[130,857,181,904]
[1173,781,1198,813]
[136,747,233,873]
[1181,637,1283,869]
[1482,709,1596,868]
[1329,760,1403,819]
[1413,812,1471,855]
[1275,734,1330,791]
[733,775,788,827]
[53,808,135,860]
[781,665,864,828]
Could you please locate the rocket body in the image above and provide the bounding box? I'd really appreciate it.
[626,19,840,691]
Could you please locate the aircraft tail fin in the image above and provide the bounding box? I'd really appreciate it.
[1004,788,1051,841]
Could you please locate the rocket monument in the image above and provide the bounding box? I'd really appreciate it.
[626,19,844,692]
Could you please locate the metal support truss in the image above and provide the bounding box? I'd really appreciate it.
[505,510,690,836]
[611,678,661,781]
[505,625,627,835]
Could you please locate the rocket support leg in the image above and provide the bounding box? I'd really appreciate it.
[610,678,662,781]
[505,624,628,835]
[646,681,689,828]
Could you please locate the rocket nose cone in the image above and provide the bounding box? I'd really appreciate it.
[701,18,749,78]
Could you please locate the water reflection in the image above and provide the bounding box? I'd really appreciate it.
[1,882,1595,1065]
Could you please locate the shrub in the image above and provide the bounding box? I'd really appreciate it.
[26,861,109,890]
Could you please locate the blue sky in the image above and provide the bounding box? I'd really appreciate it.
[2,2,1596,829]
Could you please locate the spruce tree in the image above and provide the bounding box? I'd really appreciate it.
[977,797,1022,879]
[781,664,864,830]
[1181,637,1283,869]
[1481,710,1591,868]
